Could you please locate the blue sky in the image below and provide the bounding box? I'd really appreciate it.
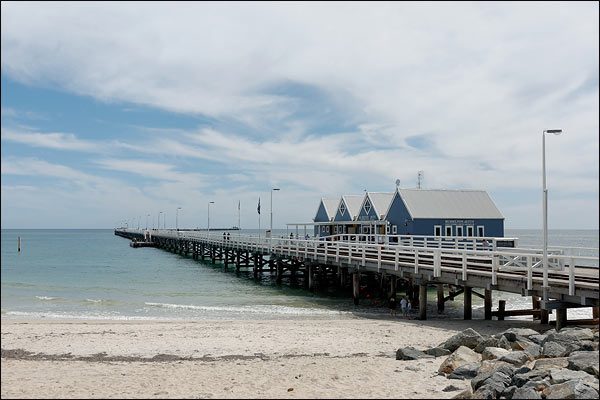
[1,2,598,229]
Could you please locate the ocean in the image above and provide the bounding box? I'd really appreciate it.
[1,229,598,321]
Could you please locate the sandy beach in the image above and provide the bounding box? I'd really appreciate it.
[0,316,550,399]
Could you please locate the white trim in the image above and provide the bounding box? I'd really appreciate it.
[434,225,442,236]
[363,198,372,214]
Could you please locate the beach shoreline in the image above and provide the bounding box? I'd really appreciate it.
[1,316,550,398]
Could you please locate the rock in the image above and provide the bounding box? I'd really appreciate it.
[524,343,542,360]
[549,368,598,387]
[474,337,499,353]
[478,360,516,377]
[502,328,540,341]
[452,388,473,399]
[439,346,481,375]
[497,335,513,351]
[396,346,433,361]
[472,372,512,398]
[511,336,536,351]
[512,371,549,388]
[555,328,595,342]
[425,347,451,357]
[499,351,531,366]
[533,357,569,371]
[567,351,599,378]
[442,329,485,352]
[481,347,511,361]
[472,385,495,399]
[542,379,599,399]
[448,363,481,380]
[522,378,551,392]
[514,366,532,375]
[502,385,517,399]
[512,386,542,399]
[579,340,599,352]
[443,384,464,392]
[542,341,568,358]
[472,364,515,391]
[529,334,548,345]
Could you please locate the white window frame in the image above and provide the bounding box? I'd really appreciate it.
[477,226,485,237]
[364,199,372,214]
[445,225,452,236]
[386,224,390,234]
[466,226,474,237]
[455,226,463,237]
[434,225,442,236]
[362,225,369,234]
[392,225,397,234]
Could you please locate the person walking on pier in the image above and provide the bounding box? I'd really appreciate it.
[223,232,226,242]
[388,296,397,317]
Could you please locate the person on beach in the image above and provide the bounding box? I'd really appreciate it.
[406,299,412,319]
[388,296,397,317]
[400,297,408,317]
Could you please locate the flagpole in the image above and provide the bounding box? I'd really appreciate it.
[238,200,241,231]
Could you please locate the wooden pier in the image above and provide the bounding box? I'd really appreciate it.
[114,229,599,330]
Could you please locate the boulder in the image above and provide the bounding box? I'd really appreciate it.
[542,341,569,358]
[502,328,540,341]
[443,384,465,392]
[452,387,473,399]
[474,337,499,354]
[439,346,481,375]
[471,363,515,391]
[501,385,517,399]
[522,377,551,392]
[478,360,516,377]
[481,347,511,361]
[396,346,433,361]
[524,343,542,360]
[472,372,512,398]
[499,351,531,366]
[554,328,595,342]
[528,334,548,345]
[496,335,513,351]
[549,368,598,388]
[441,328,484,352]
[567,351,599,378]
[448,363,481,380]
[425,347,451,357]
[579,340,599,352]
[533,357,569,371]
[471,385,495,399]
[511,336,536,351]
[512,370,549,388]
[512,386,542,399]
[542,379,599,399]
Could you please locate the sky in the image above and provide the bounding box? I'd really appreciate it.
[1,1,598,230]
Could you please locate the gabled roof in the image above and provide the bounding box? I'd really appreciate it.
[321,198,340,221]
[340,195,364,220]
[398,189,504,219]
[363,192,394,219]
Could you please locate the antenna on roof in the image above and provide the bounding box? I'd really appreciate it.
[395,179,401,189]
[417,171,424,189]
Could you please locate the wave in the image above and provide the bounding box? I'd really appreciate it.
[35,296,59,301]
[3,311,172,321]
[144,302,345,316]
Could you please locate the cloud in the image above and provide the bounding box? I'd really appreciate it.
[1,128,99,151]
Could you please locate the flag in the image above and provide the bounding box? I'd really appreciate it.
[257,197,261,214]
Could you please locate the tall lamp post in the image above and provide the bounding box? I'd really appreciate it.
[158,211,163,231]
[542,129,563,300]
[146,213,150,230]
[270,188,280,235]
[163,212,166,229]
[176,207,182,231]
[207,201,214,236]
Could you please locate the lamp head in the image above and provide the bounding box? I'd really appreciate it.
[272,188,280,191]
[545,129,563,135]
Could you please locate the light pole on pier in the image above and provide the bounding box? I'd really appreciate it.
[146,214,150,230]
[542,129,563,301]
[176,207,182,231]
[207,201,214,235]
[158,211,163,231]
[163,212,166,229]
[270,188,280,235]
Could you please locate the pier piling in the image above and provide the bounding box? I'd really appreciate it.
[484,289,492,320]
[419,283,427,320]
[463,286,472,320]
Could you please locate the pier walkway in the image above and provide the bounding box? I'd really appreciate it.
[115,229,599,329]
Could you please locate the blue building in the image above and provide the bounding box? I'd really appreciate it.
[385,188,504,237]
[313,198,340,236]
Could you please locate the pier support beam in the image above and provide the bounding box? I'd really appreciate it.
[532,296,541,320]
[419,283,427,320]
[463,286,472,320]
[437,284,444,313]
[498,300,506,321]
[555,308,567,331]
[484,289,492,320]
[593,307,599,320]
[389,276,397,299]
[339,266,347,289]
[352,272,360,306]
[276,260,283,285]
[308,264,315,292]
[540,308,549,325]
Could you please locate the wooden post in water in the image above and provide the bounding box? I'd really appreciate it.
[352,272,360,305]
[276,259,283,284]
[498,300,506,321]
[437,284,444,313]
[18,236,21,252]
[419,283,427,320]
[463,286,472,320]
[555,308,567,331]
[484,289,492,320]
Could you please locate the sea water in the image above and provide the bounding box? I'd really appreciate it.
[1,229,597,321]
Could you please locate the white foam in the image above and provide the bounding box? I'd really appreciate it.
[144,302,345,316]
[35,296,58,301]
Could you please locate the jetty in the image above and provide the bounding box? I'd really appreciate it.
[114,229,599,330]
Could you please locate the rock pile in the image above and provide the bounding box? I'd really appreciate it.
[396,326,599,399]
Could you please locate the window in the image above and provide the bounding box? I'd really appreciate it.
[392,225,397,234]
[362,225,369,234]
[364,199,372,214]
[456,226,463,237]
[386,225,390,234]
[477,226,485,237]
[334,226,338,234]
[466,226,474,237]
[339,202,346,216]
[445,226,452,236]
[434,225,442,236]
[326,226,330,234]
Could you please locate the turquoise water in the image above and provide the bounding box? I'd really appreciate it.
[1,229,597,321]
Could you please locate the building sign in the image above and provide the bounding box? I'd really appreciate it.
[444,220,474,225]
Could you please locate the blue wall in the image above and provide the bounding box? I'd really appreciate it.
[333,200,352,222]
[357,196,380,222]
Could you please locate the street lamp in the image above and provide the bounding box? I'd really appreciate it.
[163,211,167,229]
[542,129,563,300]
[146,213,150,230]
[158,211,163,231]
[270,188,280,235]
[176,207,182,231]
[207,201,214,235]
